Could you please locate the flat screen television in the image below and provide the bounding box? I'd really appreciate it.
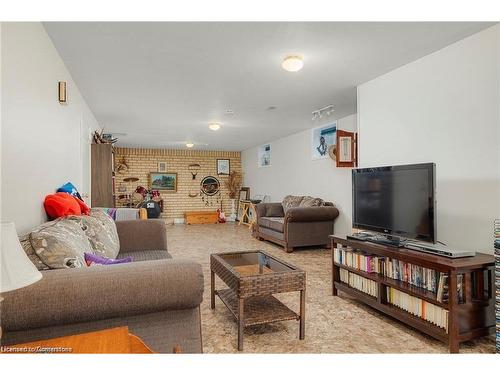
[352,163,436,243]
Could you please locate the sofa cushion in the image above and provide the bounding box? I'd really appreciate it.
[258,216,285,233]
[19,231,50,271]
[68,214,120,259]
[30,219,93,269]
[117,250,172,262]
[300,196,325,207]
[282,195,304,213]
[88,209,120,258]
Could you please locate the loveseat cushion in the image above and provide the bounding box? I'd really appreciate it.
[118,250,172,262]
[68,213,120,259]
[258,217,285,233]
[300,196,325,207]
[282,195,304,212]
[30,219,92,269]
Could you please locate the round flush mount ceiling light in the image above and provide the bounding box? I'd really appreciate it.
[208,122,221,131]
[186,142,194,148]
[281,55,304,72]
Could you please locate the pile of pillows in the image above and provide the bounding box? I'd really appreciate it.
[23,182,133,269]
[24,209,131,269]
[282,195,325,212]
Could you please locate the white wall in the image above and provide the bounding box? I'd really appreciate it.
[357,24,500,253]
[1,22,99,233]
[242,114,357,235]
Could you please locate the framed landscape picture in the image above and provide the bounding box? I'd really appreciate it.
[149,172,177,192]
[311,122,337,160]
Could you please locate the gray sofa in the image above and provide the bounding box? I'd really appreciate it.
[255,198,339,252]
[0,220,204,353]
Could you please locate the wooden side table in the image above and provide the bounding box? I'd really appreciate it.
[2,327,153,354]
[238,200,257,230]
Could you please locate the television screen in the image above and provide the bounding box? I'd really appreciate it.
[352,163,436,243]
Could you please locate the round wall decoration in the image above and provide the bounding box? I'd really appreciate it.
[200,176,220,196]
[328,145,336,161]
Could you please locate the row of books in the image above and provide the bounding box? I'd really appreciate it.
[339,268,378,298]
[334,247,463,303]
[386,287,449,333]
[494,220,499,353]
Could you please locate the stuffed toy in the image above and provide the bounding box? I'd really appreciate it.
[44,192,90,219]
[57,181,83,201]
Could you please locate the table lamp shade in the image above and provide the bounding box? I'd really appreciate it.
[1,222,42,293]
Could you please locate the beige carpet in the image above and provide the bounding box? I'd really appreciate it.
[166,223,495,353]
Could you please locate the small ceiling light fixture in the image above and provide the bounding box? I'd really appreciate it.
[281,55,304,72]
[208,122,221,131]
[312,105,335,121]
[186,142,194,148]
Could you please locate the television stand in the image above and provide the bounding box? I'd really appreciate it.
[330,234,495,353]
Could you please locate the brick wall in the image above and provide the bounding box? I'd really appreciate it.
[114,147,242,222]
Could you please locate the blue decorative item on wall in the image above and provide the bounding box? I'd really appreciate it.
[311,122,337,160]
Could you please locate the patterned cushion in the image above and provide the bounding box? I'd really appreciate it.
[19,232,50,271]
[282,195,304,213]
[68,213,120,259]
[300,196,325,207]
[30,219,93,269]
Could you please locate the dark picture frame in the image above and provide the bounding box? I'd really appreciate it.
[149,172,177,192]
[236,187,250,222]
[216,159,230,175]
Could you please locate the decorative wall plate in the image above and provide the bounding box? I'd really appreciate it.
[200,176,220,196]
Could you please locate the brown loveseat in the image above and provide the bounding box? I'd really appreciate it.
[255,196,339,252]
[0,220,204,353]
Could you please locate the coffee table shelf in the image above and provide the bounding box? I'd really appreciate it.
[216,288,300,326]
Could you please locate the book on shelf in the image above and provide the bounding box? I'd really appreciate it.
[339,268,378,298]
[334,247,463,303]
[386,287,449,332]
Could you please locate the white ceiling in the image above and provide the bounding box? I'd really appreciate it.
[44,22,494,151]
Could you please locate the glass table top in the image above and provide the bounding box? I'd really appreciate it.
[218,251,296,277]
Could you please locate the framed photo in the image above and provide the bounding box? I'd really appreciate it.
[236,187,250,222]
[217,159,230,175]
[258,144,271,167]
[158,162,167,172]
[149,172,177,192]
[311,122,337,160]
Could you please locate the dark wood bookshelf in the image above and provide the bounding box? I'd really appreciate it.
[330,235,495,353]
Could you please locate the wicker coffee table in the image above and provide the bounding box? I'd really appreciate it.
[210,250,306,351]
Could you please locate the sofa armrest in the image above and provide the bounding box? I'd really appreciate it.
[116,219,167,252]
[1,259,204,332]
[285,206,340,222]
[255,203,285,218]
